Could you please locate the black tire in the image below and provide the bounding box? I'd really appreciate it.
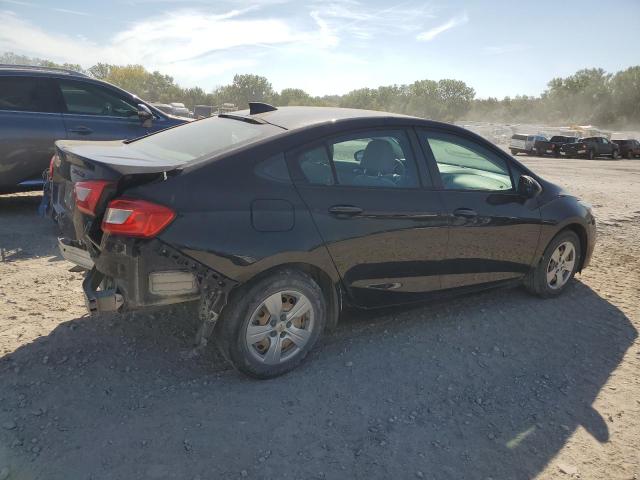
[524,230,581,298]
[214,269,326,379]
[612,149,619,160]
[587,149,594,160]
[510,149,518,156]
[627,151,634,160]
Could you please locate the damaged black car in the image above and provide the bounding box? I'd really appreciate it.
[54,104,596,378]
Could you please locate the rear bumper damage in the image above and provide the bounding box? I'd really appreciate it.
[80,237,236,315]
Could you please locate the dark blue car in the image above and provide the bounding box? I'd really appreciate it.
[0,64,190,194]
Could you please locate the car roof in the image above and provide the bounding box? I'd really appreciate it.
[0,64,89,79]
[231,106,419,131]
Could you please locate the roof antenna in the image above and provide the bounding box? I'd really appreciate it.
[249,102,277,115]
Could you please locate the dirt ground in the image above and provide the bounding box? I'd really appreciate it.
[0,156,639,480]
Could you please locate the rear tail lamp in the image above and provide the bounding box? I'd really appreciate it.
[48,155,56,179]
[102,198,175,238]
[74,180,113,216]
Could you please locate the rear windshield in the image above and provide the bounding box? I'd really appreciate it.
[126,116,282,164]
[512,134,527,141]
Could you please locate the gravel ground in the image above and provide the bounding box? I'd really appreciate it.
[0,156,639,480]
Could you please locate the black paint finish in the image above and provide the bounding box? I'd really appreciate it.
[60,107,596,313]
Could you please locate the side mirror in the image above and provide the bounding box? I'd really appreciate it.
[137,104,154,128]
[354,149,364,163]
[518,175,542,198]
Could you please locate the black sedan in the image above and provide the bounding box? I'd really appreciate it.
[53,104,596,378]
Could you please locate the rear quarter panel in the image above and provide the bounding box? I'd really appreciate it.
[126,146,341,285]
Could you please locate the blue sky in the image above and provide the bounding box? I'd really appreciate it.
[1,0,638,98]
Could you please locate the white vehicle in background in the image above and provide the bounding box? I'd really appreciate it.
[170,102,192,117]
[510,134,547,156]
[150,103,174,115]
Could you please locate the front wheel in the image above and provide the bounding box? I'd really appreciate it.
[587,149,595,160]
[524,230,581,298]
[612,149,619,160]
[628,151,634,159]
[214,270,326,378]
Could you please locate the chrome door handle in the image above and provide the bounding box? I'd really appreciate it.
[453,208,478,218]
[69,126,93,135]
[328,205,363,216]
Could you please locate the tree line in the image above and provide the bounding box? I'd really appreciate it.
[3,51,639,128]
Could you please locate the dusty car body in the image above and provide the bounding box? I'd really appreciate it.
[54,104,596,377]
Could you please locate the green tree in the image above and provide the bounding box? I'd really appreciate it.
[275,88,313,106]
[610,66,640,126]
[213,74,274,108]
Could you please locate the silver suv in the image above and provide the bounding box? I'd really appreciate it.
[510,134,547,156]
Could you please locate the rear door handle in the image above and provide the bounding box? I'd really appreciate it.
[329,205,363,216]
[453,208,478,218]
[69,126,93,135]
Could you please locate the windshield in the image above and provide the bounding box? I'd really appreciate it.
[126,116,282,164]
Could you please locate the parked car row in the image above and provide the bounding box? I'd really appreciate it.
[510,132,640,159]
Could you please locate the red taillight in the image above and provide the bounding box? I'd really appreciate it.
[102,198,175,238]
[48,155,56,179]
[74,180,113,216]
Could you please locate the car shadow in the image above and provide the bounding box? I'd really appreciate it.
[0,281,635,479]
[0,193,64,263]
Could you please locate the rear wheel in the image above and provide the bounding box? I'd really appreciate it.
[524,230,581,298]
[215,270,326,378]
[510,149,518,156]
[628,151,634,159]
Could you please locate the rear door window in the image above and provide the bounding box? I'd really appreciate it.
[292,130,421,189]
[0,76,58,113]
[57,80,139,117]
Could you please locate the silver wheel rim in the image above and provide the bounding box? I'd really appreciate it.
[245,290,315,365]
[546,241,576,290]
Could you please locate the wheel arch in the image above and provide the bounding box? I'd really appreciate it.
[562,223,588,271]
[227,262,342,332]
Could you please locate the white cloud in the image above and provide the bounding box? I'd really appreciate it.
[416,12,468,41]
[0,8,303,80]
[0,1,445,95]
[50,7,91,16]
[482,44,528,55]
